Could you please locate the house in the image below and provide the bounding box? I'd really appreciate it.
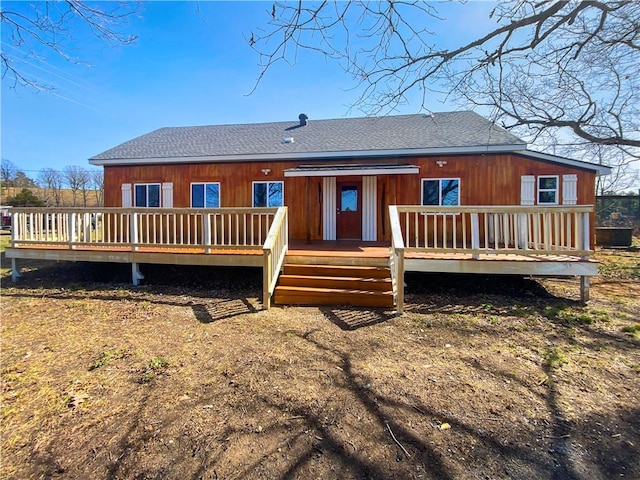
[89,112,609,243]
[7,112,611,311]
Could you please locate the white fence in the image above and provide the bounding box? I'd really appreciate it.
[388,205,594,313]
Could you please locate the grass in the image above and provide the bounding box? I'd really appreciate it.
[544,347,569,369]
[1,240,639,479]
[0,231,10,252]
[88,348,131,371]
[138,357,170,383]
[621,323,640,338]
[540,305,611,325]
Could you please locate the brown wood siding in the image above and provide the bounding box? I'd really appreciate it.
[103,154,598,242]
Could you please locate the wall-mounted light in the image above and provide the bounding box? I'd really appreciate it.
[261,168,271,176]
[436,160,447,168]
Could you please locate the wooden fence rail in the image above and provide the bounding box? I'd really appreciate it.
[262,207,289,309]
[10,207,280,251]
[389,205,594,313]
[391,205,592,256]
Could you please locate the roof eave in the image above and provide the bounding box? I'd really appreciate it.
[89,143,527,166]
[516,150,613,176]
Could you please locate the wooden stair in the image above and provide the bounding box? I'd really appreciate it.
[274,264,394,308]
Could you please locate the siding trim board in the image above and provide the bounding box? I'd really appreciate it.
[322,177,337,241]
[285,164,419,177]
[362,176,377,241]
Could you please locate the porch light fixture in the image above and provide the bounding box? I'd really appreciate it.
[261,168,271,176]
[436,160,447,168]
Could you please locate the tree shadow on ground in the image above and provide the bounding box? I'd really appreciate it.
[2,261,263,323]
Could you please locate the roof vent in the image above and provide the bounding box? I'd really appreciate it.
[298,113,308,126]
[282,137,294,144]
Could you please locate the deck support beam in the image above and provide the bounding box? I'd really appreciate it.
[580,276,590,303]
[132,263,144,286]
[11,258,21,282]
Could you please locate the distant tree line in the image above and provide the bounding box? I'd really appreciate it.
[0,159,103,207]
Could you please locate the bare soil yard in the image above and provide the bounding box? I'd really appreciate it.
[1,239,639,479]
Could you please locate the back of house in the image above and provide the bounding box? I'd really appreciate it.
[90,111,610,243]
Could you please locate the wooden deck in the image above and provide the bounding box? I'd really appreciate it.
[6,205,598,311]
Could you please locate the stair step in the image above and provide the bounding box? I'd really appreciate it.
[282,264,390,279]
[274,286,394,308]
[278,274,392,292]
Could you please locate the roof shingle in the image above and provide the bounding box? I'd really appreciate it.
[90,111,525,161]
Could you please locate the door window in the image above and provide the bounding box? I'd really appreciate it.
[341,186,358,212]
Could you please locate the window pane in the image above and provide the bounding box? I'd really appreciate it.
[268,182,283,207]
[422,180,439,205]
[539,191,557,204]
[192,184,204,208]
[148,184,160,207]
[341,186,358,212]
[539,177,557,190]
[206,183,220,207]
[441,179,459,206]
[135,185,147,207]
[254,182,267,207]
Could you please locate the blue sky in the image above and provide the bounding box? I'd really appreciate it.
[1,1,495,176]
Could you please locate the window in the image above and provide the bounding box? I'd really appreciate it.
[191,182,220,208]
[341,186,358,212]
[134,183,161,207]
[421,178,459,206]
[253,181,283,207]
[537,176,558,204]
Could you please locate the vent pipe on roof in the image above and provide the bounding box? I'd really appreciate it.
[299,113,308,126]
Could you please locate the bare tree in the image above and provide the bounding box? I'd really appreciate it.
[250,1,639,158]
[38,168,64,206]
[1,159,18,188]
[1,1,139,89]
[63,165,90,207]
[90,169,104,206]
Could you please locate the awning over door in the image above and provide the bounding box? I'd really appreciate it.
[284,163,419,177]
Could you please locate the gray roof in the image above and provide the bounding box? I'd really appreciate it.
[90,111,526,163]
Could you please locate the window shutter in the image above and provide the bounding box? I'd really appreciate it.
[520,175,535,205]
[121,183,132,207]
[162,183,173,208]
[562,174,578,205]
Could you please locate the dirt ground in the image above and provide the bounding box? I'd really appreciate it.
[1,241,639,479]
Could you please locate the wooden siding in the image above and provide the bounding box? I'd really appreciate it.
[103,154,597,242]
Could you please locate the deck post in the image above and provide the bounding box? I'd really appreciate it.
[68,212,77,249]
[579,211,591,302]
[263,250,272,310]
[396,249,405,315]
[580,276,590,302]
[131,212,139,251]
[11,258,21,282]
[204,213,211,253]
[471,213,480,259]
[517,213,528,249]
[132,263,144,286]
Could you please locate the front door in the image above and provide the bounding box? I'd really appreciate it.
[336,180,362,240]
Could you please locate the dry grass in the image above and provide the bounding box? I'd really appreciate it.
[1,245,639,479]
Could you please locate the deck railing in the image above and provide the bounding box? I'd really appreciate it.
[389,205,594,314]
[10,207,280,250]
[388,206,405,314]
[262,207,289,309]
[10,206,288,309]
[389,205,592,256]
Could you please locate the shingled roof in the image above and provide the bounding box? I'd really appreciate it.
[89,111,526,164]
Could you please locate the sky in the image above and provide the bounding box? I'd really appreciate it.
[1,1,509,177]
